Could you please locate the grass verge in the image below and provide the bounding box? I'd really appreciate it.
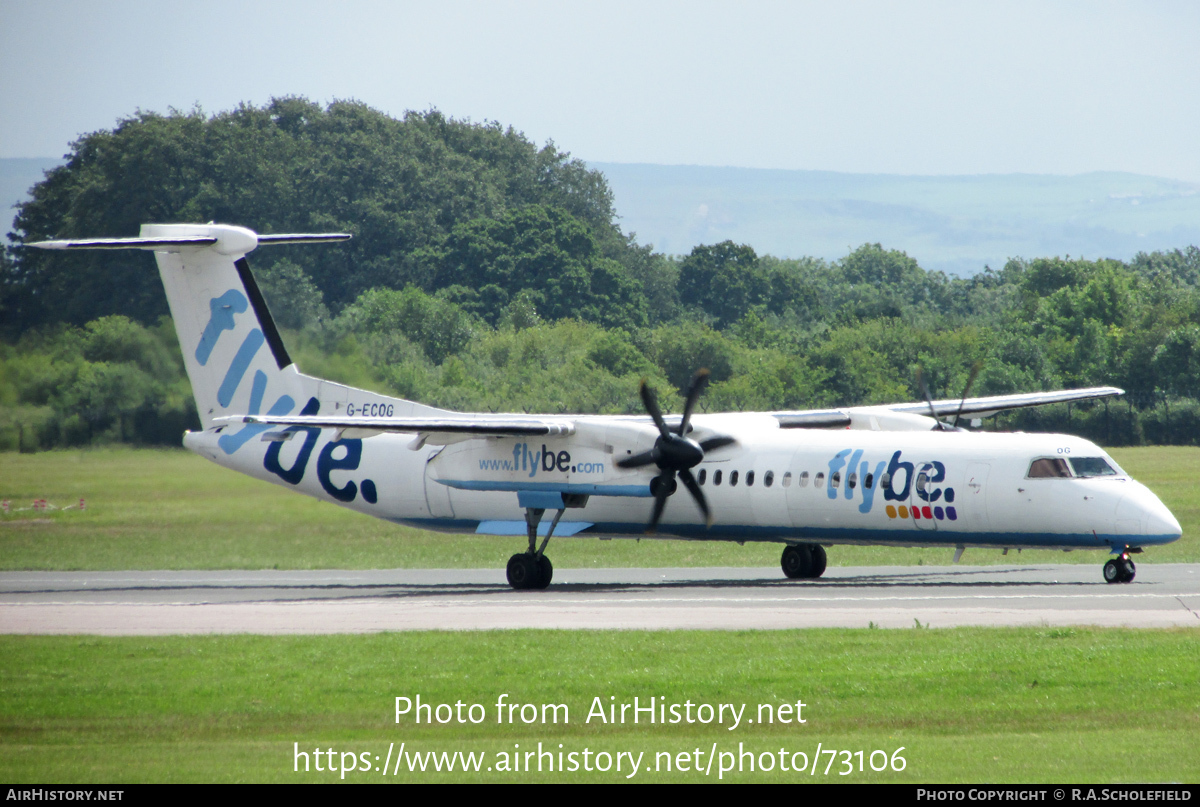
[0,628,1196,783]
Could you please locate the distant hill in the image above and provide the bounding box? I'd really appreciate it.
[1,158,60,238]
[590,163,1200,276]
[9,157,1200,275]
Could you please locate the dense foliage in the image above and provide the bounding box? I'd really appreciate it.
[2,98,634,329]
[3,100,1200,451]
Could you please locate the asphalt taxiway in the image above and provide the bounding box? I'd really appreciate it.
[1,564,1197,634]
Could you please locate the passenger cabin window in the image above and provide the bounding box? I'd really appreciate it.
[1069,457,1118,478]
[864,472,874,489]
[814,472,825,487]
[1027,458,1071,478]
[698,469,707,485]
[714,469,723,486]
[799,471,810,487]
[830,471,841,488]
[781,471,791,487]
[730,470,740,487]
[746,471,755,487]
[764,470,775,488]
[847,472,857,490]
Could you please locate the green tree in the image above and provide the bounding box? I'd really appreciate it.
[5,99,641,333]
[435,204,647,329]
[678,241,769,327]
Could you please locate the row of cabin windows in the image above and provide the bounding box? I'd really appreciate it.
[696,468,894,490]
[695,456,1120,490]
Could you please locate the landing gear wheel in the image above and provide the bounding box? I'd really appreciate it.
[1103,559,1121,584]
[1119,557,1136,583]
[506,553,539,590]
[1104,556,1137,584]
[810,545,827,578]
[536,555,553,589]
[781,545,813,579]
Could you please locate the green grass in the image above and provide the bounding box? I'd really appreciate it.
[0,629,1196,783]
[0,446,1196,570]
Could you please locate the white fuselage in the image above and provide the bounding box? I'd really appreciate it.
[185,412,1181,553]
[32,223,1180,567]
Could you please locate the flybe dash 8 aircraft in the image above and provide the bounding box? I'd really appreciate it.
[31,224,1182,589]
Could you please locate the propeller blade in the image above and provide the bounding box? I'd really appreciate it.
[677,469,712,527]
[678,368,711,435]
[952,361,983,429]
[915,367,944,431]
[646,474,672,533]
[639,380,671,440]
[617,448,660,469]
[698,435,737,453]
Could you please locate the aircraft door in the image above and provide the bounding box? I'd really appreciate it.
[908,461,939,531]
[961,462,990,532]
[749,449,791,529]
[784,446,824,528]
[423,447,456,518]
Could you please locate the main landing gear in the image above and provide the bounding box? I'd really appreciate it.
[1103,552,1137,584]
[781,543,827,580]
[506,506,564,590]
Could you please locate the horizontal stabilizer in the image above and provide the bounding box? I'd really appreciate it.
[28,236,218,251]
[256,233,353,245]
[27,227,351,255]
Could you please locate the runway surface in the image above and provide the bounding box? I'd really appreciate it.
[1,564,1198,634]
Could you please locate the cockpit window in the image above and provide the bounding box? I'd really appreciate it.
[1027,458,1071,478]
[1068,457,1118,478]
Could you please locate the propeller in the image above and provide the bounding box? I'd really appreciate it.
[914,367,947,431]
[951,361,983,429]
[915,363,984,431]
[617,369,737,532]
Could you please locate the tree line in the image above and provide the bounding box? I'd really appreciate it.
[3,99,1199,450]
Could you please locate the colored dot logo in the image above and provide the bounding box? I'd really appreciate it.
[886,504,956,521]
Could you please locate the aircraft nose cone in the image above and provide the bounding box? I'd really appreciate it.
[1123,486,1183,545]
[1146,501,1183,543]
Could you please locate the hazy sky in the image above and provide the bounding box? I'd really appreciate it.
[2,0,1198,181]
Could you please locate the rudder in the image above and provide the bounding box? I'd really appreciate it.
[148,224,300,430]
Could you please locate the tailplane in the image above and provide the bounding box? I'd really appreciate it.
[30,224,445,453]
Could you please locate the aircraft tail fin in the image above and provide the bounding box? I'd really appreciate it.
[27,225,445,442]
[142,224,313,430]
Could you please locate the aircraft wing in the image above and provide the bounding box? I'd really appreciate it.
[218,385,1124,438]
[214,413,575,447]
[773,386,1125,429]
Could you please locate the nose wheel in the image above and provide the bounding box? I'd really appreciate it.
[1103,554,1136,584]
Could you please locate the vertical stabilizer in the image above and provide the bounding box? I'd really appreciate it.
[29,224,445,455]
[145,224,300,430]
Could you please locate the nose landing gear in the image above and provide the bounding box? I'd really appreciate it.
[1103,553,1136,584]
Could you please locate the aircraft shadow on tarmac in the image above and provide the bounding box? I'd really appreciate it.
[2,566,1121,604]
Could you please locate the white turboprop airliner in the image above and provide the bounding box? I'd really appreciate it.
[31,224,1182,588]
